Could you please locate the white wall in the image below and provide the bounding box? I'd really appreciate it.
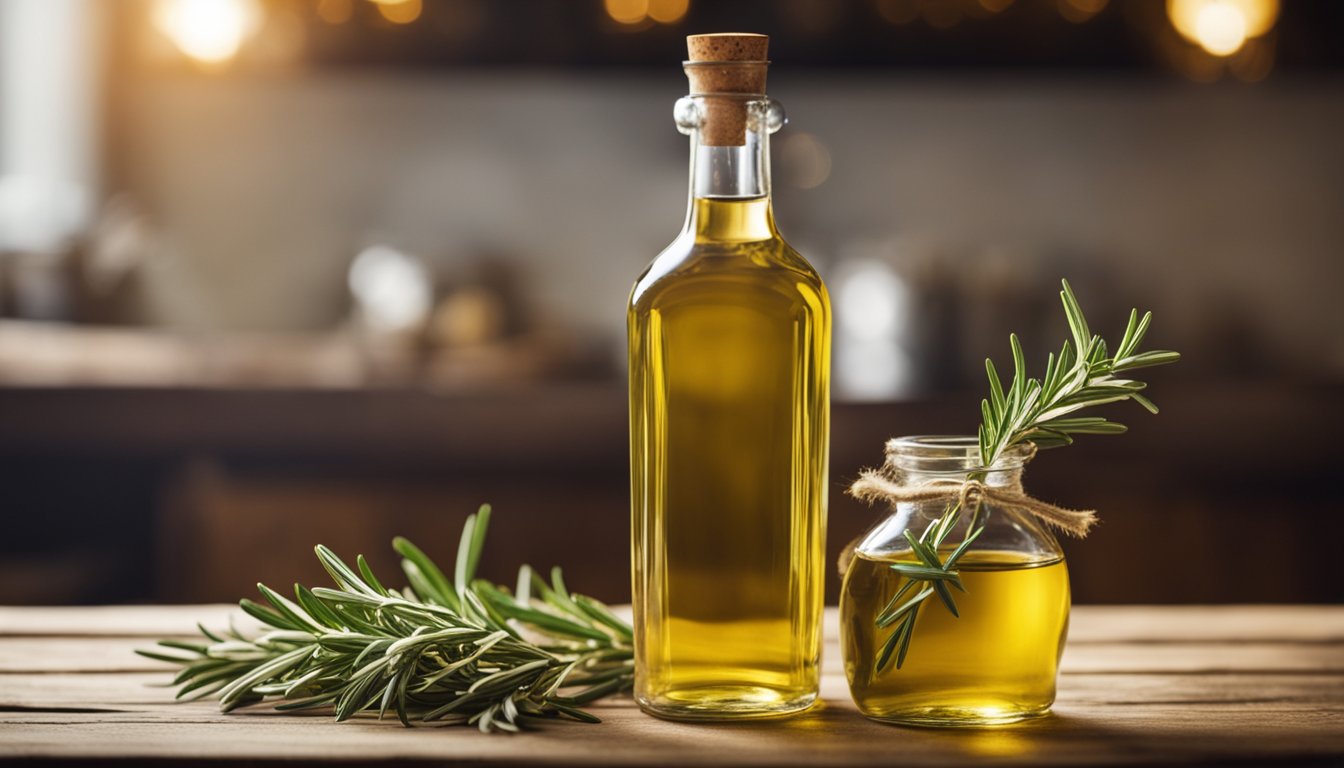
[113,72,1344,372]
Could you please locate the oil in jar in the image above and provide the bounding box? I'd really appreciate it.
[841,549,1070,726]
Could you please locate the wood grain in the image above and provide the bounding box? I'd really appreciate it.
[1,605,1341,767]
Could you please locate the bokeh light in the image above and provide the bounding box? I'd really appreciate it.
[605,0,649,25]
[1167,0,1279,57]
[648,0,690,25]
[373,0,422,25]
[152,0,261,65]
[315,0,354,25]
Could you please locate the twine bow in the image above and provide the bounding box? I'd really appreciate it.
[847,441,1098,540]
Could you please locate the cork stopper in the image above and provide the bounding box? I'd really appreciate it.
[684,33,769,147]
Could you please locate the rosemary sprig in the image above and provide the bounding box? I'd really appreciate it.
[874,279,1180,672]
[138,505,633,732]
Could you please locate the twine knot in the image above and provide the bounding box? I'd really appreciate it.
[847,448,1097,540]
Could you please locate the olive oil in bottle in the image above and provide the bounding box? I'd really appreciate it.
[628,34,830,720]
[842,549,1070,726]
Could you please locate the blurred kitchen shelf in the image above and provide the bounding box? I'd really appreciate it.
[0,320,605,391]
[0,369,1340,606]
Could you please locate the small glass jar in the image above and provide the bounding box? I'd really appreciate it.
[840,436,1070,726]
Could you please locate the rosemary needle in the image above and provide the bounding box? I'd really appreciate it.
[139,504,634,732]
[874,279,1180,672]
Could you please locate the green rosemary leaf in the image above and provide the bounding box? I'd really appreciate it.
[980,399,995,441]
[357,555,390,597]
[894,603,921,669]
[238,598,299,632]
[1117,308,1140,359]
[465,504,493,584]
[483,589,609,642]
[549,701,603,724]
[876,278,1179,675]
[1010,333,1027,405]
[931,580,960,618]
[256,583,326,634]
[889,563,960,581]
[876,586,934,629]
[874,616,906,671]
[392,536,459,611]
[902,530,944,571]
[1113,350,1182,371]
[454,512,481,601]
[1049,419,1128,435]
[1060,279,1091,355]
[136,648,198,664]
[572,595,636,640]
[1127,310,1153,357]
[141,508,634,733]
[874,574,919,625]
[931,500,962,545]
[515,564,533,604]
[156,639,210,655]
[399,561,453,612]
[986,358,1006,418]
[1131,392,1160,414]
[941,524,985,571]
[294,585,345,630]
[315,546,378,598]
[197,623,225,644]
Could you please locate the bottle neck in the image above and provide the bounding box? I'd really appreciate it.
[677,96,780,242]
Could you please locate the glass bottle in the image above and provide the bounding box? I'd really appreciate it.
[627,34,831,721]
[840,436,1070,726]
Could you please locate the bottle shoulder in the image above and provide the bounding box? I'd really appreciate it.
[629,231,828,314]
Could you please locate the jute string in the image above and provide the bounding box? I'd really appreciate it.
[847,441,1098,539]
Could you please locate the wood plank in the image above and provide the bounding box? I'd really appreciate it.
[2,605,1342,766]
[1,693,1341,768]
[1063,605,1344,643]
[3,670,1340,715]
[0,604,240,638]
[3,636,1341,675]
[6,604,1344,640]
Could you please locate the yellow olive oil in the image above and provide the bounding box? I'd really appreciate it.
[629,197,830,719]
[841,549,1070,725]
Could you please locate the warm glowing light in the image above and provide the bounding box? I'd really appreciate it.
[153,0,260,65]
[1194,2,1247,55]
[605,0,648,25]
[1058,0,1108,24]
[316,0,354,24]
[375,0,422,25]
[648,0,689,24]
[1234,0,1278,36]
[1167,0,1278,57]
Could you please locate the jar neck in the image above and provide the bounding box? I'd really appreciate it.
[885,435,1034,490]
[897,465,1025,491]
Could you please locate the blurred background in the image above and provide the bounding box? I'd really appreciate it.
[0,0,1340,606]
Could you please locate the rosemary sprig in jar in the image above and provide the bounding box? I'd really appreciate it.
[138,505,633,732]
[853,279,1180,671]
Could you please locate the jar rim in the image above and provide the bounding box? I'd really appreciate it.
[887,435,1034,471]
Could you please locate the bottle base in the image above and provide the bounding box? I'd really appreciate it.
[637,686,817,722]
[860,703,1051,728]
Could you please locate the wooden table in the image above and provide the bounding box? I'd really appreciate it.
[2,605,1341,766]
